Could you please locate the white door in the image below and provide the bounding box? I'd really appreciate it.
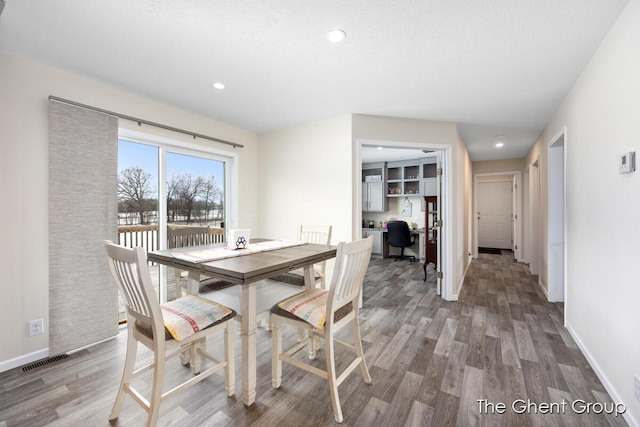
[477,181,512,249]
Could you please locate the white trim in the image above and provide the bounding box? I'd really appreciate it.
[0,348,49,373]
[455,253,474,298]
[547,127,567,307]
[537,279,548,299]
[118,127,239,303]
[565,321,638,427]
[473,171,522,260]
[523,166,530,264]
[528,156,541,275]
[118,128,239,232]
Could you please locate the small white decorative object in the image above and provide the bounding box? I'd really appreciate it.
[401,198,412,217]
[228,229,250,249]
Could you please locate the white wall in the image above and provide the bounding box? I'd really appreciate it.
[257,114,353,242]
[0,52,259,369]
[526,0,640,422]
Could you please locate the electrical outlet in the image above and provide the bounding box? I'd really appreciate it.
[29,318,44,336]
[635,375,640,402]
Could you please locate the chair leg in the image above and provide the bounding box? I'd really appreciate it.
[325,332,344,423]
[224,321,236,396]
[352,316,372,384]
[147,350,166,427]
[308,331,318,360]
[190,338,204,375]
[271,317,283,388]
[109,329,138,421]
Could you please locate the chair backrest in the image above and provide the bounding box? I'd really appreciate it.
[168,225,213,249]
[299,224,332,282]
[326,236,373,318]
[298,224,332,245]
[104,240,164,335]
[387,221,411,247]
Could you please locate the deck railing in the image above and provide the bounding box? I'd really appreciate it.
[117,224,224,253]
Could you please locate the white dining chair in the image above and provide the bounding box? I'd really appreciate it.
[167,225,231,298]
[270,224,333,290]
[270,236,373,423]
[104,240,236,427]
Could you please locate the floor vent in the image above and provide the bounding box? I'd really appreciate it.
[21,354,69,373]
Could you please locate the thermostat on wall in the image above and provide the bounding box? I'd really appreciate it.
[619,151,635,174]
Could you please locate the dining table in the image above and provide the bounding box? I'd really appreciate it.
[147,238,337,406]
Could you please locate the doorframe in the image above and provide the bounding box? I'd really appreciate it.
[523,167,530,264]
[473,171,522,261]
[528,156,541,276]
[547,127,567,308]
[355,139,454,300]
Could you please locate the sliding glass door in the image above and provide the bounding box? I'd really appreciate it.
[117,134,233,319]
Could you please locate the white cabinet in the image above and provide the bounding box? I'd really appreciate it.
[422,178,437,196]
[362,181,385,212]
[386,161,421,197]
[362,228,383,255]
[362,162,387,212]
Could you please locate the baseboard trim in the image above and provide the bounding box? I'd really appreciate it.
[537,279,548,299]
[452,254,473,301]
[0,348,49,373]
[565,321,638,427]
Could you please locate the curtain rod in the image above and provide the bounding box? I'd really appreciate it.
[48,95,243,149]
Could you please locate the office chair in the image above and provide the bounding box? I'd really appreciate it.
[387,220,417,262]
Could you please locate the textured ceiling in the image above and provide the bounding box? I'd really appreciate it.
[0,0,629,160]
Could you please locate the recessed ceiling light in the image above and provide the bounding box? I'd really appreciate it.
[496,142,504,148]
[212,82,225,90]
[377,146,383,150]
[327,28,346,43]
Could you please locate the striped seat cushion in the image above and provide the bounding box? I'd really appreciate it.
[136,295,235,342]
[274,289,352,330]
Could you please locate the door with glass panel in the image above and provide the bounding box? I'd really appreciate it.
[117,139,228,321]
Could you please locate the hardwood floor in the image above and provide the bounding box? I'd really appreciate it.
[0,252,628,426]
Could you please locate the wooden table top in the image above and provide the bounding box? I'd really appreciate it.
[148,240,337,285]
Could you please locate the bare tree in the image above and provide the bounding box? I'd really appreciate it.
[118,166,154,224]
[176,174,206,223]
[165,173,222,225]
[201,176,222,221]
[166,174,181,222]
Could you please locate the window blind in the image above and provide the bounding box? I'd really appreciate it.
[49,100,119,355]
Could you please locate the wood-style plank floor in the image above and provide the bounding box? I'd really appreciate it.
[0,252,628,426]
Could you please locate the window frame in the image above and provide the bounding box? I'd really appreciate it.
[118,128,239,302]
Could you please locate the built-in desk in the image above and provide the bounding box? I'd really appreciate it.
[361,228,424,260]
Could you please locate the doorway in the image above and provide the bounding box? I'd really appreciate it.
[356,139,453,300]
[548,129,566,304]
[477,181,512,250]
[473,172,521,260]
[528,158,540,276]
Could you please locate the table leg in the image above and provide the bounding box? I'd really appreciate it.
[303,265,318,359]
[186,270,200,296]
[181,270,200,366]
[241,284,257,406]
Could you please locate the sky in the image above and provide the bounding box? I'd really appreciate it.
[118,139,225,196]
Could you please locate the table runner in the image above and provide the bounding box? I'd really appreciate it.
[171,239,306,263]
